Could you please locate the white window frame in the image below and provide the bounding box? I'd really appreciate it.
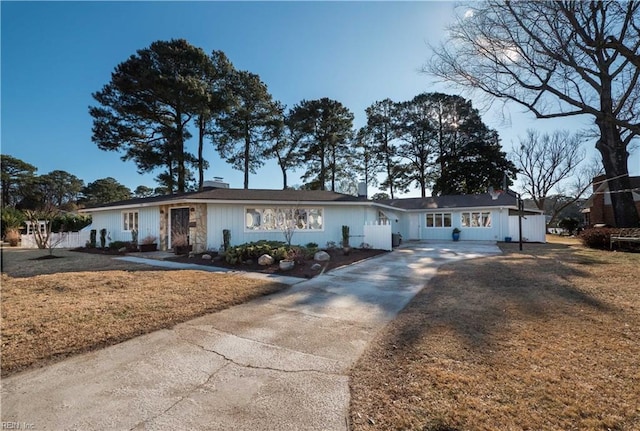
[460,211,492,228]
[122,211,139,232]
[245,207,324,232]
[425,213,452,228]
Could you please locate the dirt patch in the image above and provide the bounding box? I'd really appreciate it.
[349,239,640,430]
[1,270,287,376]
[167,247,387,278]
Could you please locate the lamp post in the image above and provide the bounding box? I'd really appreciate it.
[503,188,524,251]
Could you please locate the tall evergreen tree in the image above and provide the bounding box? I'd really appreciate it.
[215,71,278,189]
[365,99,402,198]
[80,177,132,207]
[395,94,439,197]
[90,39,214,193]
[265,103,304,189]
[289,98,354,191]
[195,50,236,190]
[0,155,37,208]
[38,170,84,210]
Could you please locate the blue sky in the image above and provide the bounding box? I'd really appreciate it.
[2,1,638,197]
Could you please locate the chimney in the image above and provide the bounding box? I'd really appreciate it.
[203,177,230,189]
[357,182,367,199]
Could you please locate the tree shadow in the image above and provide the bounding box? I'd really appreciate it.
[391,243,614,354]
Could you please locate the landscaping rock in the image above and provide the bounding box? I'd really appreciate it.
[258,254,275,266]
[314,251,330,262]
[118,247,127,253]
[201,254,212,260]
[311,263,322,271]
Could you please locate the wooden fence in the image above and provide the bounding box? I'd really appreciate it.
[20,231,91,249]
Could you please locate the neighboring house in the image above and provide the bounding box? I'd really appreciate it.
[582,175,640,227]
[79,184,545,252]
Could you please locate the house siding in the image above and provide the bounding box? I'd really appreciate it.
[206,204,375,250]
[90,207,160,245]
[412,208,507,241]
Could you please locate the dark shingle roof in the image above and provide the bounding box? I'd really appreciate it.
[378,192,518,210]
[83,188,366,210]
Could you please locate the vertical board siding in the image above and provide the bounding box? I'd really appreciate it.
[20,231,91,248]
[417,209,505,241]
[207,204,374,250]
[364,221,392,250]
[85,208,160,245]
[508,215,546,242]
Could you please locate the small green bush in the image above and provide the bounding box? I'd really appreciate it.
[51,214,92,232]
[559,217,580,235]
[224,240,291,264]
[579,228,618,250]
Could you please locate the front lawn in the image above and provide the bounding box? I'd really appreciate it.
[349,239,640,430]
[1,269,286,376]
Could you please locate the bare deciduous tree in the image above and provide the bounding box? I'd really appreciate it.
[513,129,586,211]
[24,207,67,256]
[427,1,640,227]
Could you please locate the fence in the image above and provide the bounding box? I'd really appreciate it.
[20,231,91,249]
[508,215,546,243]
[363,221,392,251]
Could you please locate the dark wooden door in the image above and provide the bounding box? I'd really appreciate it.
[170,208,190,247]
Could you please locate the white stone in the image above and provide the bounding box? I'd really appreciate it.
[258,254,275,266]
[314,251,330,262]
[311,263,322,271]
[202,254,212,260]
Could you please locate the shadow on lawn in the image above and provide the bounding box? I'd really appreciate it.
[392,242,613,354]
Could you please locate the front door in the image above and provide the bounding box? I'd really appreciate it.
[170,207,190,248]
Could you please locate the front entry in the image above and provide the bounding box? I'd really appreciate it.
[170,207,190,248]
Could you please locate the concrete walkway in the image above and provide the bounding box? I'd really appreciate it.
[1,241,500,431]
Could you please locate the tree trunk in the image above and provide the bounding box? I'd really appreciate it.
[596,122,639,227]
[176,111,186,193]
[197,116,205,191]
[281,167,288,190]
[243,125,250,189]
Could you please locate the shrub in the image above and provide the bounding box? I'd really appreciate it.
[108,241,131,251]
[579,228,618,250]
[50,214,92,232]
[99,229,107,248]
[223,229,231,251]
[224,240,289,265]
[89,229,97,248]
[559,217,580,235]
[1,207,25,238]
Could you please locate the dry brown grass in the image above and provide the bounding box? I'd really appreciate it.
[350,238,640,431]
[1,249,287,376]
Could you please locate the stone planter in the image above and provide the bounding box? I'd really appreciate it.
[279,260,294,271]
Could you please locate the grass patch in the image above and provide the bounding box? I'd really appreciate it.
[349,239,640,430]
[1,270,286,376]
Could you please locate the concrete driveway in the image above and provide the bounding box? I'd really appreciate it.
[1,241,500,430]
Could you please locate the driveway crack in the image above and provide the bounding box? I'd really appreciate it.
[175,328,344,377]
[128,362,231,431]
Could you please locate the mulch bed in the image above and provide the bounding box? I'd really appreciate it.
[168,248,387,279]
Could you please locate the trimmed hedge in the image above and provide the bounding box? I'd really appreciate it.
[579,228,619,250]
